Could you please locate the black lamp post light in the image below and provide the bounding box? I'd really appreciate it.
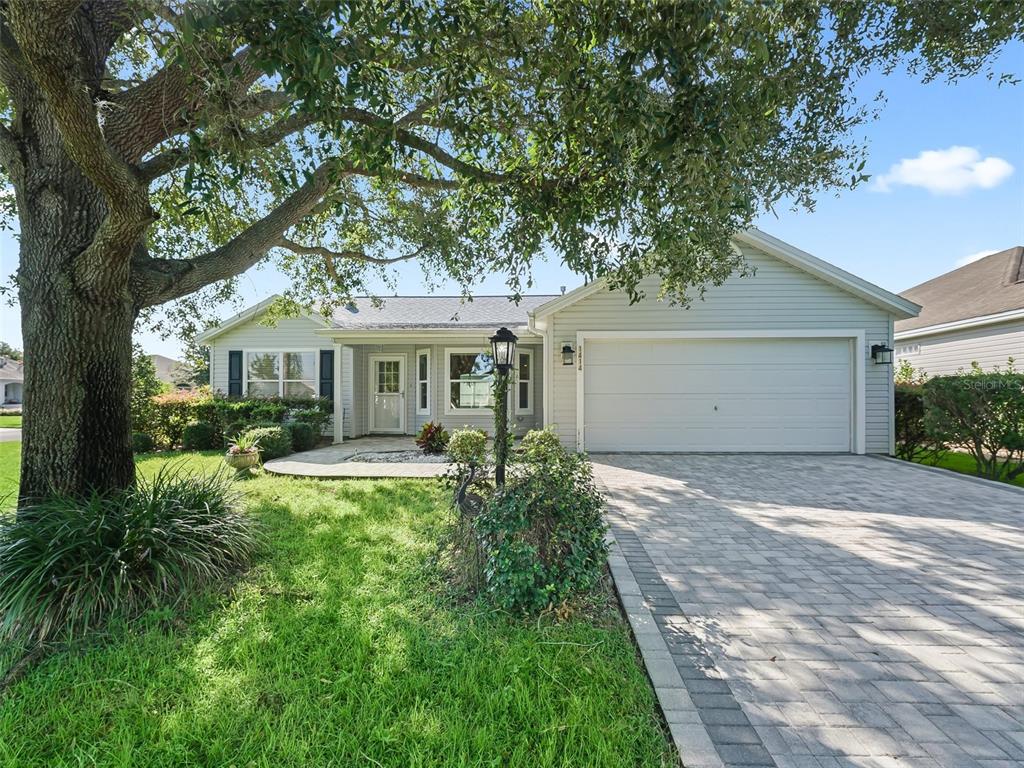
[871,343,894,365]
[489,327,518,487]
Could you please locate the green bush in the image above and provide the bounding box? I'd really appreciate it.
[894,386,944,462]
[923,369,1024,481]
[223,420,249,445]
[131,432,155,454]
[285,421,316,452]
[416,421,450,454]
[446,428,487,467]
[242,425,293,460]
[0,466,258,645]
[292,407,330,435]
[182,420,220,450]
[250,402,288,423]
[474,434,607,613]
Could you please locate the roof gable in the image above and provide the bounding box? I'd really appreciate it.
[896,246,1024,334]
[531,228,920,321]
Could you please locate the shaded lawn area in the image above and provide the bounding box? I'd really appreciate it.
[914,450,1024,488]
[0,450,674,768]
[0,415,21,429]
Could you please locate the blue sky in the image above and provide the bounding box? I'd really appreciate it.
[1,43,1021,359]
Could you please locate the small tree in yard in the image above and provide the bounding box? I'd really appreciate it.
[129,343,163,436]
[923,370,1024,482]
[1,1,1021,505]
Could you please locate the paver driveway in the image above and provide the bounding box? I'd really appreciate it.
[593,454,1024,768]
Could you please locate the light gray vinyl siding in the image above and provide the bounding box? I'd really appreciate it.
[547,244,897,454]
[896,319,1023,377]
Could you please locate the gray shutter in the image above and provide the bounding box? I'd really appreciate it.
[319,349,334,402]
[228,350,243,396]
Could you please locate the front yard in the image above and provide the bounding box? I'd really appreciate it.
[0,448,675,767]
[911,450,1024,488]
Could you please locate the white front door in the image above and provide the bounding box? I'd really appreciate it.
[369,355,405,433]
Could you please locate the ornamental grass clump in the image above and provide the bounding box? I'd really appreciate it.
[0,466,258,645]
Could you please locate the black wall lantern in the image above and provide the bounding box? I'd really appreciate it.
[871,343,894,365]
[561,343,575,366]
[490,326,518,373]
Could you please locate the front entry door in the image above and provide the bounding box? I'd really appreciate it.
[369,355,405,433]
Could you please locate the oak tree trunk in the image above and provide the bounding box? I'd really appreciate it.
[15,92,136,506]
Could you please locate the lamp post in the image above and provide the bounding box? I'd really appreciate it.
[490,326,518,487]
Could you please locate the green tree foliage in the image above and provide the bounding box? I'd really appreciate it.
[130,344,164,434]
[0,342,22,361]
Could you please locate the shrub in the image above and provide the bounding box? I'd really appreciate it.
[250,402,288,423]
[517,427,562,461]
[923,369,1024,481]
[182,420,220,450]
[894,386,945,462]
[0,466,258,645]
[292,407,330,435]
[242,425,293,460]
[285,421,316,452]
[416,421,450,454]
[446,428,487,468]
[223,420,249,445]
[149,390,198,448]
[131,432,155,454]
[474,437,607,613]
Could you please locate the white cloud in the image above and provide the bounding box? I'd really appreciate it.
[875,146,1014,195]
[954,248,999,268]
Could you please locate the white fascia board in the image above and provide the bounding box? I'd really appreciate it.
[894,307,1024,340]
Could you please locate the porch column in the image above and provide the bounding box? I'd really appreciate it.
[333,342,343,444]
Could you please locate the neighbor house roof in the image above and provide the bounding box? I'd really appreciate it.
[895,246,1024,335]
[329,295,557,330]
[0,358,23,382]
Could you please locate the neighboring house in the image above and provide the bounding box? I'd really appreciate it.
[0,357,23,405]
[150,354,194,390]
[895,246,1024,376]
[198,228,920,454]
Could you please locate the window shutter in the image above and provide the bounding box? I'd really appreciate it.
[319,349,334,402]
[228,350,243,396]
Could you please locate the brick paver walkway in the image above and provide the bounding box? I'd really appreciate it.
[595,454,1024,768]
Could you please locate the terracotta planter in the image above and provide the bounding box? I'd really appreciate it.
[224,451,260,472]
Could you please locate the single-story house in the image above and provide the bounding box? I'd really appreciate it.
[0,357,23,405]
[895,246,1024,376]
[198,229,920,454]
[150,354,194,390]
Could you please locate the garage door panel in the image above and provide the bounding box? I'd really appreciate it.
[583,364,849,395]
[582,338,852,452]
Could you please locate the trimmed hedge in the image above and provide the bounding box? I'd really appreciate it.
[182,421,220,450]
[243,425,293,460]
[894,385,944,462]
[131,432,155,454]
[285,422,316,452]
[135,392,331,450]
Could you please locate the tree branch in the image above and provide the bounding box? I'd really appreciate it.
[7,0,154,253]
[276,236,425,273]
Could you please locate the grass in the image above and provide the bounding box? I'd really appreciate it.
[0,415,20,429]
[0,449,674,768]
[914,450,1024,488]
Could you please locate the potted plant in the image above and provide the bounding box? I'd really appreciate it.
[224,432,261,474]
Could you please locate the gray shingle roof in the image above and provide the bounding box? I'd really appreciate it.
[329,295,558,329]
[896,246,1024,333]
[0,358,23,382]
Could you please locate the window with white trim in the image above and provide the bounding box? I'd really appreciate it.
[516,349,533,414]
[446,349,494,412]
[246,351,316,397]
[416,349,431,415]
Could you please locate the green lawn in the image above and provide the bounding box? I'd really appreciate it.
[914,450,1024,488]
[0,415,20,429]
[0,449,674,768]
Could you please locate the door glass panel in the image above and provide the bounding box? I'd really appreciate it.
[519,381,529,410]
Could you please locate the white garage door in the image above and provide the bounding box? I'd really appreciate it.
[582,338,852,452]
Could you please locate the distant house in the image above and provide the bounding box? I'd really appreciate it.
[0,357,23,405]
[149,354,194,390]
[895,247,1024,376]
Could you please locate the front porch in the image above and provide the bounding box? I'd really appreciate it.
[264,435,450,478]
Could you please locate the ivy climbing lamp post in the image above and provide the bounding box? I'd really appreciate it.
[490,326,518,487]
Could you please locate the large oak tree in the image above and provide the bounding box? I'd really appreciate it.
[0,0,1020,503]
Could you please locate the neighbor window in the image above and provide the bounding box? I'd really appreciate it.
[447,350,494,412]
[246,351,316,397]
[416,349,431,415]
[516,349,533,414]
